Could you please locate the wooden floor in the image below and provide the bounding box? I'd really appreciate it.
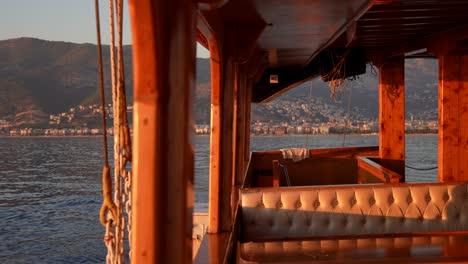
[192,212,209,259]
[237,234,468,263]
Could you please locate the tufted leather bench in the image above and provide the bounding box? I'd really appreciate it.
[239,183,468,262]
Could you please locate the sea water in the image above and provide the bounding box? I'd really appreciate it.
[0,135,438,263]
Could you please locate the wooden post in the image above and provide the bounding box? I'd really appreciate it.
[272,160,281,187]
[438,55,468,182]
[231,66,246,212]
[234,67,245,186]
[208,30,236,233]
[244,78,252,171]
[207,23,261,233]
[378,57,405,181]
[128,0,196,263]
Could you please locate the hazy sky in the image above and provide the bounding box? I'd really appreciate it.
[0,0,210,57]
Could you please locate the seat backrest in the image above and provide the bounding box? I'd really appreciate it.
[240,183,468,241]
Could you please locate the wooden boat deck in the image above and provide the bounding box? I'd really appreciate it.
[237,233,468,263]
[194,232,468,263]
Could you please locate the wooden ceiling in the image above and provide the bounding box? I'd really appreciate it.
[253,0,371,67]
[198,0,468,101]
[355,0,468,56]
[200,0,468,65]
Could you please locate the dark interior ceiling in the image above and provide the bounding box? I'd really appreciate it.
[198,0,468,102]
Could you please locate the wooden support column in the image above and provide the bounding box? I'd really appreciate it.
[128,0,196,263]
[244,78,252,171]
[208,29,236,233]
[378,57,405,181]
[207,21,263,233]
[231,69,248,212]
[234,70,249,183]
[438,55,468,182]
[231,63,241,187]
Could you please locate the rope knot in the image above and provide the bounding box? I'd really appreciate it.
[100,165,118,226]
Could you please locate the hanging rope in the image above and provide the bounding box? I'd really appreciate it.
[305,81,313,149]
[321,50,352,101]
[95,0,132,263]
[342,84,353,147]
[95,0,118,263]
[115,0,132,261]
[277,162,291,186]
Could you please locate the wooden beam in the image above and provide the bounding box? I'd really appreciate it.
[207,22,262,232]
[360,12,468,21]
[208,28,237,233]
[128,0,196,263]
[358,18,462,28]
[231,62,241,215]
[438,55,468,182]
[378,57,405,181]
[233,68,246,186]
[357,156,402,183]
[244,78,252,172]
[369,3,468,13]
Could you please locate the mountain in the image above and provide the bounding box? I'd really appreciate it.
[0,38,129,116]
[0,37,438,126]
[251,59,438,124]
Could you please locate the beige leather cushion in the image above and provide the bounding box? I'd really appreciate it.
[241,183,468,241]
[239,235,468,263]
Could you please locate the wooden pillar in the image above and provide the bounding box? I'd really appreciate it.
[378,57,405,180]
[208,30,236,233]
[207,22,262,233]
[244,78,252,171]
[231,69,248,212]
[234,70,248,183]
[128,0,196,263]
[438,55,468,182]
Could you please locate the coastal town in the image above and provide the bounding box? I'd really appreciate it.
[0,100,438,136]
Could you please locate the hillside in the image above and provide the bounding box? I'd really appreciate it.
[0,38,438,126]
[251,59,438,124]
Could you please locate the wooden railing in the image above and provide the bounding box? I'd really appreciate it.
[357,156,402,183]
[244,146,380,187]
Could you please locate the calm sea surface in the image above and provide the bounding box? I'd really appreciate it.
[0,135,438,263]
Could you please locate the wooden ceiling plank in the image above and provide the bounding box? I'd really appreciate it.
[358,21,462,29]
[305,0,376,64]
[361,13,468,21]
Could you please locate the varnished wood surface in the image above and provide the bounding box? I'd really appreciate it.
[357,156,402,184]
[438,55,468,182]
[378,57,405,163]
[243,80,252,171]
[209,27,242,233]
[370,158,405,182]
[238,233,468,263]
[255,146,379,157]
[129,0,196,263]
[246,147,378,187]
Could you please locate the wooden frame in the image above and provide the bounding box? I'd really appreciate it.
[129,0,196,262]
[357,156,402,183]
